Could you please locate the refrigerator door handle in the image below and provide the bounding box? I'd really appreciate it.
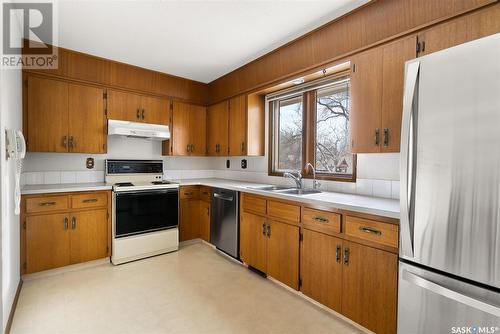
[402,269,500,317]
[400,60,420,258]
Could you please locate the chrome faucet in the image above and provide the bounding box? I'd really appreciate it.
[283,171,303,189]
[305,162,320,190]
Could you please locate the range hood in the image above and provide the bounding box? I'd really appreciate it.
[108,119,170,140]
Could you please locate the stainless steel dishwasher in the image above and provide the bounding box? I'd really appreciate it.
[211,188,239,259]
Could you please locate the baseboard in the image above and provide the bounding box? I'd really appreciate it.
[22,257,110,282]
[5,279,22,334]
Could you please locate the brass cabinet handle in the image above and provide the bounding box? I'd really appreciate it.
[141,109,145,120]
[215,144,219,153]
[71,217,77,230]
[313,216,329,223]
[68,136,74,148]
[383,128,389,146]
[136,108,140,119]
[262,223,266,236]
[344,247,350,265]
[63,136,68,148]
[186,144,190,153]
[191,144,195,152]
[184,192,192,196]
[375,128,380,146]
[336,245,341,263]
[39,201,56,206]
[266,224,271,237]
[241,142,245,153]
[359,226,382,236]
[207,207,210,216]
[64,217,68,230]
[82,198,98,203]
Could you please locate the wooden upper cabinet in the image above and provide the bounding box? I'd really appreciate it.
[171,101,207,156]
[341,240,398,334]
[228,95,247,156]
[107,89,142,122]
[25,75,106,153]
[26,76,69,152]
[381,36,417,152]
[301,229,342,313]
[349,47,383,153]
[207,101,229,156]
[140,95,169,125]
[68,84,106,153]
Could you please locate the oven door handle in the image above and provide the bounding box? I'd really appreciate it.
[115,189,178,196]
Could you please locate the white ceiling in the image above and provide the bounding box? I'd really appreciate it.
[56,0,369,83]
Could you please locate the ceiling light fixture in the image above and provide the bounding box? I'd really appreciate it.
[290,77,305,85]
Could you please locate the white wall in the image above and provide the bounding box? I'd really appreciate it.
[0,65,23,330]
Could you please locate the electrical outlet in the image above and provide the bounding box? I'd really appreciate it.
[226,159,230,168]
[241,159,247,169]
[86,157,94,169]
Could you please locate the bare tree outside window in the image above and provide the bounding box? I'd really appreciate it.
[315,83,353,175]
[276,96,303,171]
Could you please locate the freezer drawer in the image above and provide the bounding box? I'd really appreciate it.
[398,261,500,334]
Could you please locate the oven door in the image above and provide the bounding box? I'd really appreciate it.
[114,188,178,238]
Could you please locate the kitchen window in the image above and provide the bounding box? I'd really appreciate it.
[269,74,356,181]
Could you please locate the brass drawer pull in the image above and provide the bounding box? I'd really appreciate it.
[184,192,192,196]
[82,198,98,203]
[313,216,329,223]
[359,226,382,236]
[39,201,56,206]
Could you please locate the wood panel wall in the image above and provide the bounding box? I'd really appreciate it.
[207,0,497,104]
[24,45,208,105]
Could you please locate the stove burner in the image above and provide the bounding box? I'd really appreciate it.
[151,180,172,185]
[115,182,134,187]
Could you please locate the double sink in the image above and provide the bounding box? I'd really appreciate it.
[247,185,321,196]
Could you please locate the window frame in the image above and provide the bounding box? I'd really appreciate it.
[268,74,357,182]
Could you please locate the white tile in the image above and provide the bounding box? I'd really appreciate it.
[43,171,61,184]
[355,178,373,196]
[20,173,26,187]
[75,171,93,183]
[372,179,392,199]
[164,170,182,180]
[24,172,43,185]
[60,171,76,184]
[391,180,400,200]
[357,153,400,180]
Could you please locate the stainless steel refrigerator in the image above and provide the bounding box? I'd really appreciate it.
[398,33,500,333]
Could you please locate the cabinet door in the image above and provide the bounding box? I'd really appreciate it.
[107,89,142,122]
[171,101,191,156]
[69,209,108,264]
[380,37,417,152]
[26,213,70,273]
[26,76,68,152]
[179,199,200,241]
[267,220,300,290]
[240,212,267,273]
[68,84,107,153]
[199,201,210,243]
[207,101,229,156]
[341,241,398,334]
[228,95,247,156]
[349,47,383,153]
[301,229,342,312]
[419,17,468,57]
[141,95,169,125]
[189,104,207,156]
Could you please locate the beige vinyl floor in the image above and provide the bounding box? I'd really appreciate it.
[11,242,364,334]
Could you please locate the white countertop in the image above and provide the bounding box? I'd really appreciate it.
[21,183,112,195]
[178,178,400,219]
[21,178,400,219]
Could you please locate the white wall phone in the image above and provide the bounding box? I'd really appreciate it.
[5,129,26,215]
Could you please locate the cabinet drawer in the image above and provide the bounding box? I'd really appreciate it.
[199,186,211,202]
[25,195,68,213]
[345,216,399,248]
[241,194,266,215]
[302,208,341,234]
[267,200,300,223]
[71,192,108,209]
[180,186,199,199]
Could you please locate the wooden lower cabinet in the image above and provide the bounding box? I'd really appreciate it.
[341,240,398,334]
[22,191,111,274]
[240,212,268,273]
[26,213,71,273]
[69,209,109,264]
[179,198,200,241]
[300,229,342,312]
[267,220,300,290]
[199,200,210,243]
